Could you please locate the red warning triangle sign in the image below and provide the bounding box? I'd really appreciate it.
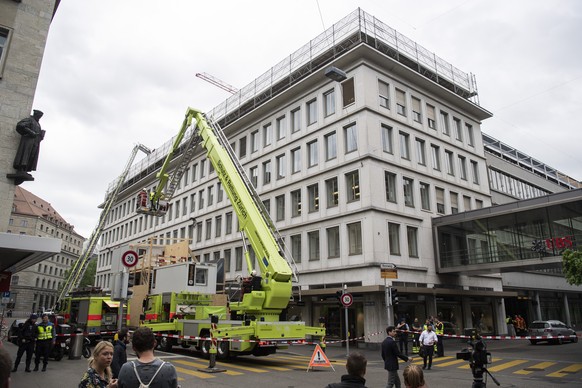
[307,344,334,371]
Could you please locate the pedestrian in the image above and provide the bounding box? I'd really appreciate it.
[0,347,12,388]
[34,313,54,372]
[6,309,12,318]
[396,319,410,355]
[382,325,413,388]
[419,324,438,370]
[11,313,37,373]
[117,327,178,388]
[403,364,427,388]
[79,341,118,388]
[325,351,367,388]
[111,328,129,379]
[411,318,422,355]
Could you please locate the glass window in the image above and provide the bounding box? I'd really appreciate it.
[276,115,286,140]
[426,104,436,129]
[307,98,317,125]
[458,156,467,180]
[196,221,203,242]
[450,191,459,214]
[291,234,302,263]
[326,177,339,208]
[200,160,206,178]
[463,195,472,211]
[324,89,336,116]
[407,226,419,257]
[342,78,355,107]
[471,160,480,184]
[440,111,450,135]
[308,183,319,212]
[385,171,397,203]
[250,166,258,187]
[262,199,270,214]
[466,123,475,146]
[325,131,337,160]
[291,108,301,133]
[412,96,422,123]
[346,170,360,202]
[207,186,214,206]
[251,130,259,153]
[399,131,410,160]
[239,137,247,159]
[445,150,455,175]
[436,187,445,214]
[205,219,212,240]
[198,189,205,209]
[327,226,340,258]
[276,154,286,179]
[308,230,320,261]
[403,177,414,207]
[263,123,272,146]
[431,144,441,171]
[263,160,272,185]
[291,147,301,173]
[226,212,233,234]
[215,215,222,237]
[276,195,285,221]
[379,80,390,108]
[307,140,318,167]
[0,28,10,78]
[416,138,426,165]
[396,89,406,116]
[420,182,430,210]
[291,189,302,217]
[224,249,231,273]
[348,222,362,255]
[388,223,400,255]
[382,124,393,154]
[345,124,358,153]
[454,117,463,141]
[235,247,243,271]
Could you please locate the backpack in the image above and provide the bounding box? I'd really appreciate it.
[131,360,166,388]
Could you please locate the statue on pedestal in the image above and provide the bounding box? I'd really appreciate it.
[7,109,46,185]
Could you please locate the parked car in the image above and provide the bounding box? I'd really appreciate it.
[528,320,578,345]
[441,321,459,336]
[8,319,26,345]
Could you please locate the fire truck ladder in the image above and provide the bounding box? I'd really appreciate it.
[163,127,202,201]
[54,143,152,309]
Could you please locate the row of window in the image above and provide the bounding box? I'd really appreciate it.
[37,262,67,276]
[488,168,550,200]
[34,277,61,290]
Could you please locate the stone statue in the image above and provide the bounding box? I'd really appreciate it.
[7,109,45,184]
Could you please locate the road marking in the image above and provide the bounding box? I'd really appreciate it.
[514,361,556,375]
[173,366,217,379]
[547,363,582,378]
[173,359,243,376]
[487,359,528,372]
[458,358,502,369]
[434,359,466,367]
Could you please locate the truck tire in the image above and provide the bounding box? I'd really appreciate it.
[180,341,191,349]
[159,337,174,352]
[200,340,212,359]
[217,340,230,360]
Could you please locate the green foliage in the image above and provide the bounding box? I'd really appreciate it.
[80,258,97,287]
[562,249,582,286]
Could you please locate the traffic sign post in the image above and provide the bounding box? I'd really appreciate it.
[121,250,139,268]
[341,292,353,307]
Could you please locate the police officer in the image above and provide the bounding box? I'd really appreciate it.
[12,313,38,372]
[34,313,54,371]
[434,319,444,357]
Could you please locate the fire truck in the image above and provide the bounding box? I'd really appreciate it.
[138,108,325,358]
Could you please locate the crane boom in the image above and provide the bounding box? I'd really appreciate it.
[54,143,151,309]
[196,72,238,94]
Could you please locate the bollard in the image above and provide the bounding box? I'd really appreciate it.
[198,315,226,373]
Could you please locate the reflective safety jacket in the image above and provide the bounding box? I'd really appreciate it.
[435,322,444,335]
[36,323,54,340]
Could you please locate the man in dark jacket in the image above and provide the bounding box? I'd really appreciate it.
[382,325,413,388]
[111,327,129,378]
[325,352,367,388]
[12,314,38,372]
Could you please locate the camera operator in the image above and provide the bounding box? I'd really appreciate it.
[456,335,499,388]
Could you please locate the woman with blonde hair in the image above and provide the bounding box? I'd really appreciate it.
[403,364,427,388]
[79,341,118,388]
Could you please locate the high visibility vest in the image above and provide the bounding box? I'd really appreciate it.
[435,322,444,335]
[37,324,53,340]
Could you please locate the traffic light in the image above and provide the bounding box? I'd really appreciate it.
[120,271,135,299]
[336,290,343,307]
[391,288,399,306]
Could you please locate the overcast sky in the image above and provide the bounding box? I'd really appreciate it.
[25,0,582,238]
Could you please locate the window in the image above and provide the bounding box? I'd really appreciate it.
[291,108,301,133]
[250,166,258,187]
[420,182,430,210]
[412,96,422,123]
[450,192,459,214]
[276,195,285,221]
[407,227,419,257]
[307,140,318,167]
[431,144,441,171]
[291,147,301,174]
[445,150,455,175]
[191,163,198,182]
[379,80,390,108]
[327,226,340,258]
[235,247,243,271]
[399,131,410,160]
[463,195,472,211]
[403,177,414,207]
[415,138,426,165]
[217,182,223,202]
[276,115,286,140]
[200,160,206,178]
[458,155,467,180]
[276,154,286,179]
[344,124,358,153]
[436,187,445,214]
[0,27,11,78]
[385,171,397,203]
[251,130,259,153]
[215,215,222,237]
[262,199,270,214]
[471,160,480,184]
[196,221,203,242]
[454,117,463,141]
[263,123,272,146]
[307,99,317,125]
[325,131,337,160]
[205,219,212,240]
[239,137,247,159]
[326,177,339,208]
[426,104,436,129]
[291,234,302,263]
[263,160,272,184]
[308,231,320,261]
[388,223,400,255]
[291,189,302,217]
[342,78,355,106]
[396,89,406,116]
[307,183,319,212]
[182,198,188,216]
[475,199,483,209]
[226,212,233,234]
[324,89,336,116]
[440,111,450,135]
[224,249,231,273]
[382,124,393,154]
[466,123,475,146]
[347,222,362,255]
[198,189,205,209]
[346,170,360,202]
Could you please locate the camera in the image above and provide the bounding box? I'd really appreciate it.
[456,336,499,388]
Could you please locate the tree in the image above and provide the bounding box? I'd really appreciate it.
[562,249,582,286]
[57,257,98,293]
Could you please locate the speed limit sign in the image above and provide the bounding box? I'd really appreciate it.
[121,250,139,268]
[341,293,353,307]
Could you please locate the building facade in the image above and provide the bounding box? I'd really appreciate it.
[8,186,84,315]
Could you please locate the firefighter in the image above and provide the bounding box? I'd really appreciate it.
[12,313,38,372]
[411,318,422,354]
[434,319,444,357]
[34,313,54,371]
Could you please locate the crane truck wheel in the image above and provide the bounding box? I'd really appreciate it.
[217,340,230,360]
[180,341,191,349]
[200,340,212,359]
[158,336,174,352]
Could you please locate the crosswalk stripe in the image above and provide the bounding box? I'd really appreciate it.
[174,366,216,379]
[546,363,582,378]
[458,358,502,370]
[173,359,244,376]
[487,360,528,372]
[434,359,466,367]
[514,361,556,375]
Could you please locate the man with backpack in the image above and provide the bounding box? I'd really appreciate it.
[117,327,177,388]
